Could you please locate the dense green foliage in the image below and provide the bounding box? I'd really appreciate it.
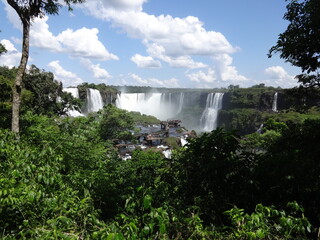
[218,85,320,134]
[269,0,320,74]
[99,104,135,141]
[129,111,161,126]
[0,66,80,129]
[0,111,317,239]
[1,63,320,238]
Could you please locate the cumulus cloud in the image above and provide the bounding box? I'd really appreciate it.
[2,1,118,61]
[57,27,119,60]
[146,43,207,69]
[130,73,149,84]
[264,66,297,88]
[0,39,21,67]
[187,68,216,83]
[129,73,180,88]
[131,54,161,68]
[80,58,112,80]
[102,0,147,11]
[30,16,62,51]
[212,54,248,85]
[186,54,249,88]
[48,60,83,87]
[82,0,238,71]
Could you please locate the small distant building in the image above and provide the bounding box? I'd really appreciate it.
[160,120,181,129]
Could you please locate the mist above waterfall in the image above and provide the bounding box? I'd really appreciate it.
[116,93,185,120]
[116,91,224,132]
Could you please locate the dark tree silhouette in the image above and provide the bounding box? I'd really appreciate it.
[269,0,320,88]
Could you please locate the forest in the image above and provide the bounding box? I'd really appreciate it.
[1,0,320,239]
[1,64,320,239]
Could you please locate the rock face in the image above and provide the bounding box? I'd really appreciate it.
[77,84,119,113]
[219,88,320,135]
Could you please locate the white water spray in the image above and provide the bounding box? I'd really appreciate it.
[200,92,224,132]
[116,93,176,120]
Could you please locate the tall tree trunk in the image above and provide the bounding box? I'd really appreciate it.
[11,19,30,134]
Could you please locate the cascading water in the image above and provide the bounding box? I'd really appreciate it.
[176,92,184,115]
[200,92,224,132]
[272,92,278,112]
[62,87,83,117]
[256,123,264,134]
[116,93,176,120]
[87,88,104,112]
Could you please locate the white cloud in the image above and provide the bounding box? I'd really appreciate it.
[80,58,112,80]
[30,16,62,51]
[186,54,249,88]
[264,66,297,88]
[0,39,21,67]
[48,60,83,87]
[57,27,119,60]
[1,0,21,30]
[2,1,118,61]
[163,78,180,88]
[82,0,238,70]
[102,0,147,11]
[129,73,180,88]
[130,73,148,84]
[146,43,207,69]
[131,54,161,68]
[187,68,216,83]
[212,54,248,86]
[1,39,16,52]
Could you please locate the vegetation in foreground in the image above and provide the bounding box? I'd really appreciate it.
[1,84,320,238]
[1,0,320,238]
[1,63,320,239]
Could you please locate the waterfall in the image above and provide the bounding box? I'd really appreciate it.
[87,88,104,112]
[176,92,184,115]
[116,93,175,120]
[200,92,224,132]
[256,123,264,134]
[272,92,278,112]
[62,87,83,117]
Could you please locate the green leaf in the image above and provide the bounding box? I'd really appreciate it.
[159,223,166,234]
[143,195,152,209]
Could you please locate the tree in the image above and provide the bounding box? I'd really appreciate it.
[23,65,80,116]
[7,0,85,134]
[256,119,320,227]
[0,31,6,55]
[269,0,320,87]
[173,128,258,224]
[99,104,134,141]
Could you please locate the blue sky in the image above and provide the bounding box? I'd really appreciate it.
[0,0,301,88]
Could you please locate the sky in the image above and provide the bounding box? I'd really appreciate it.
[0,0,302,89]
